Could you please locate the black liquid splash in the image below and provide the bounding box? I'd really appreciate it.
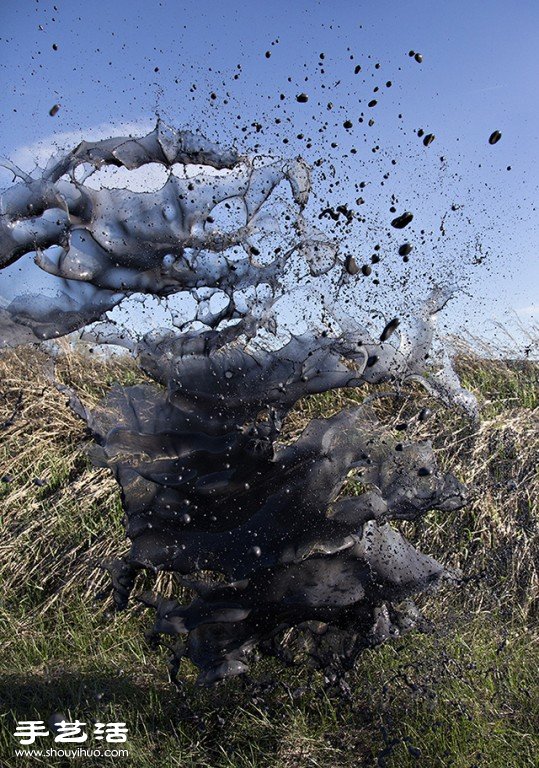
[0,124,474,684]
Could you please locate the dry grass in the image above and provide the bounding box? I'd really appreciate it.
[0,343,537,767]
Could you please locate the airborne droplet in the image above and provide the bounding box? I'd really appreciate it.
[296,93,308,103]
[391,212,414,229]
[49,104,60,117]
[414,53,423,63]
[423,133,435,147]
[418,407,432,422]
[345,255,360,275]
[398,243,413,256]
[488,130,502,145]
[380,318,400,341]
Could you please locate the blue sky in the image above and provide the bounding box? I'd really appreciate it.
[0,0,537,350]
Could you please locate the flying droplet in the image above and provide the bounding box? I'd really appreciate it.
[345,255,360,275]
[391,212,414,229]
[398,243,412,256]
[368,99,377,108]
[417,467,432,477]
[361,264,372,276]
[343,120,353,129]
[251,546,262,557]
[380,318,400,341]
[488,130,502,145]
[414,53,423,63]
[49,104,60,117]
[296,93,308,103]
[423,133,435,147]
[418,407,432,422]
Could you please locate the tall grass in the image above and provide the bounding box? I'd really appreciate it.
[0,344,537,767]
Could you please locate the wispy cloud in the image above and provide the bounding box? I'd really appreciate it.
[515,305,538,318]
[10,119,155,172]
[466,83,505,96]
[0,119,158,192]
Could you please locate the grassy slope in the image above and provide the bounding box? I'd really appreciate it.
[0,346,537,768]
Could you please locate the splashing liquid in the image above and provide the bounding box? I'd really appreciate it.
[0,124,475,684]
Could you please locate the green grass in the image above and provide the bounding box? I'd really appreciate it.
[0,345,537,767]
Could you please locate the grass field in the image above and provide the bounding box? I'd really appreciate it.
[0,344,537,768]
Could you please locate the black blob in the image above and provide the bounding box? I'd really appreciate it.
[418,407,432,422]
[345,255,360,275]
[380,318,400,341]
[391,212,414,229]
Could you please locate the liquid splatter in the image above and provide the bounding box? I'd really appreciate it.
[0,124,476,685]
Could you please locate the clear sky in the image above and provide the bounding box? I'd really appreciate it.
[0,0,537,351]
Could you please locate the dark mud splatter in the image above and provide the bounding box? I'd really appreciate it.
[0,125,476,685]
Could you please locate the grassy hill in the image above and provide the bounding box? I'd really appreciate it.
[0,345,537,768]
